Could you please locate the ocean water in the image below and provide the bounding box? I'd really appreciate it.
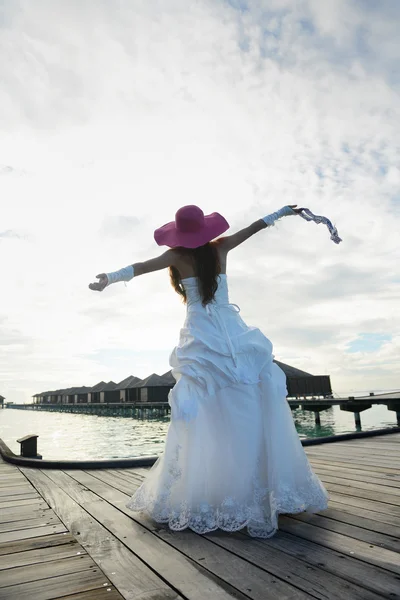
[0,400,397,461]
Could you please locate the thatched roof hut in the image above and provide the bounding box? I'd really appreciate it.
[273,360,313,378]
[117,375,142,389]
[32,358,331,404]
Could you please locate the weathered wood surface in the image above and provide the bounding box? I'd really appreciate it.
[1,434,399,599]
[0,457,124,600]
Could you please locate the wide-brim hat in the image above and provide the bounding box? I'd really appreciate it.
[154,205,230,248]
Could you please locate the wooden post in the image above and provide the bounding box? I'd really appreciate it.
[340,402,372,429]
[386,402,400,426]
[301,403,332,426]
[16,435,42,459]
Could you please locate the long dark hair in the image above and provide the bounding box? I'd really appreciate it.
[169,243,221,306]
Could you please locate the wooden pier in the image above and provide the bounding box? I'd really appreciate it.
[6,391,400,427]
[1,433,399,599]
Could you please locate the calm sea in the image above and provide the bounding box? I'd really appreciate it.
[0,394,398,461]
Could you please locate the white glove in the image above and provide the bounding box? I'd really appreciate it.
[262,206,296,226]
[106,265,134,286]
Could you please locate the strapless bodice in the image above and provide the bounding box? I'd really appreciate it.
[181,274,229,307]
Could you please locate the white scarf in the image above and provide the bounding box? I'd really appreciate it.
[298,208,342,244]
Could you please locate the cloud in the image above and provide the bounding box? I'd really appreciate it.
[99,215,141,239]
[346,333,392,354]
[0,0,399,403]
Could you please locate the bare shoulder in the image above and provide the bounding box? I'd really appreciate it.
[212,238,227,253]
[169,248,194,275]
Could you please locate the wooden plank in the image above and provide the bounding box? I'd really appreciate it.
[83,494,310,600]
[314,441,400,453]
[106,468,145,484]
[328,499,400,528]
[0,480,31,489]
[315,506,400,538]
[0,568,121,600]
[326,437,400,446]
[337,442,400,452]
[105,469,146,490]
[329,490,400,518]
[150,521,382,600]
[308,456,399,475]
[0,493,40,503]
[290,512,400,553]
[123,466,149,477]
[44,469,285,600]
[306,450,396,468]
[0,540,84,570]
[312,464,400,486]
[55,588,125,600]
[0,466,18,474]
[0,486,38,498]
[311,458,400,477]
[0,503,50,523]
[0,522,67,545]
[315,469,400,491]
[0,514,59,534]
[0,532,77,557]
[0,473,28,484]
[306,445,398,460]
[122,500,385,600]
[0,555,94,588]
[203,531,385,600]
[246,530,400,598]
[20,468,184,600]
[86,470,138,495]
[323,481,400,506]
[308,456,399,477]
[70,469,399,600]
[313,453,399,466]
[356,436,400,444]
[114,468,145,481]
[316,472,400,496]
[278,516,400,574]
[0,496,43,509]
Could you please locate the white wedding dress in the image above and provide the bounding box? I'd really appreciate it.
[126,274,328,537]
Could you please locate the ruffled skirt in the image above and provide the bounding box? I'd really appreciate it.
[126,305,329,537]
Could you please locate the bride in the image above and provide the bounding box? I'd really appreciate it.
[89,204,329,538]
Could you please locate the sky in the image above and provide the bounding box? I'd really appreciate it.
[1,0,399,404]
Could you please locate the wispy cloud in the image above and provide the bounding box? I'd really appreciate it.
[1,0,399,402]
[346,333,392,354]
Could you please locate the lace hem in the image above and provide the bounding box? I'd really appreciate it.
[126,445,329,538]
[126,487,328,538]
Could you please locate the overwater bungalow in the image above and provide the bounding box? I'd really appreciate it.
[31,361,332,406]
[132,373,173,403]
[117,375,142,403]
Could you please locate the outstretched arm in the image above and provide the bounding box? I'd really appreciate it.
[216,219,267,253]
[89,249,176,292]
[217,205,303,252]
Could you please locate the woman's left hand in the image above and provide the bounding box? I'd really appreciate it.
[89,273,108,292]
[289,205,307,214]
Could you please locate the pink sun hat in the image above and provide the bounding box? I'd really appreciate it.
[154,205,230,248]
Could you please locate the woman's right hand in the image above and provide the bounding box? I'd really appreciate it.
[89,273,108,292]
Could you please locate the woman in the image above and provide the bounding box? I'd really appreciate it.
[89,204,329,538]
